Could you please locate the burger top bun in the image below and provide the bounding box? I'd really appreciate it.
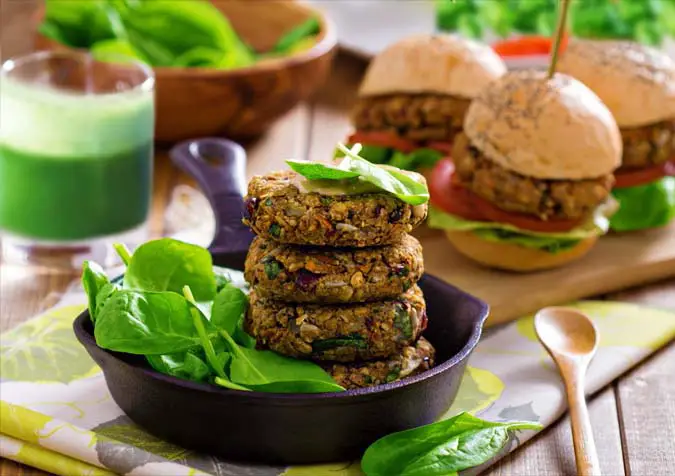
[558,39,675,127]
[358,34,507,99]
[464,70,622,180]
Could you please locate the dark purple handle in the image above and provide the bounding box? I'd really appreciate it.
[170,138,254,255]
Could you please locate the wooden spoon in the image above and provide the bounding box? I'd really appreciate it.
[535,307,601,476]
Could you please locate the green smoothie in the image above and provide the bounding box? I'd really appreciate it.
[0,75,154,241]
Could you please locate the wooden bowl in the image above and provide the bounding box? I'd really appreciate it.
[33,1,337,142]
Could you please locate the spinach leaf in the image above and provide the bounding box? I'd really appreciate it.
[213,376,252,392]
[147,351,211,382]
[214,268,232,293]
[117,0,254,67]
[271,17,320,54]
[94,283,119,321]
[245,379,346,394]
[290,144,430,206]
[124,238,217,301]
[183,286,226,379]
[94,289,212,355]
[217,330,343,392]
[286,159,360,180]
[211,282,248,335]
[91,38,148,63]
[82,261,110,322]
[361,412,542,476]
[41,0,116,48]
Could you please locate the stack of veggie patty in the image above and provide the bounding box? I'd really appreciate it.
[243,171,435,389]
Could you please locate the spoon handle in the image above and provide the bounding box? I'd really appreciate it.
[566,368,602,476]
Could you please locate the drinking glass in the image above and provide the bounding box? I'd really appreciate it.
[0,51,155,269]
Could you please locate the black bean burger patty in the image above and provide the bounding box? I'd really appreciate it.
[245,285,427,362]
[245,234,424,303]
[620,120,675,171]
[325,337,435,389]
[452,133,614,220]
[351,94,471,142]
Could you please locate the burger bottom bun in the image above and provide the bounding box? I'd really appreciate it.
[445,231,598,272]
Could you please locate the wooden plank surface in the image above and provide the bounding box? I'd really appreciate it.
[1,2,674,475]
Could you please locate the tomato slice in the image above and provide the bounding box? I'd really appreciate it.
[348,131,418,154]
[429,159,484,221]
[470,191,583,233]
[615,160,675,188]
[426,141,454,155]
[429,159,584,232]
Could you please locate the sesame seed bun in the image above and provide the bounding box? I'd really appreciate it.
[558,39,675,128]
[464,70,623,180]
[358,34,507,99]
[445,231,598,272]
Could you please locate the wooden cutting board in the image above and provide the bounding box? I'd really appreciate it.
[414,223,675,327]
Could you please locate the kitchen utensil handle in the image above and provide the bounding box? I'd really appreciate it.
[169,138,254,254]
[566,367,602,476]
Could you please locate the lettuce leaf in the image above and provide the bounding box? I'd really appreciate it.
[427,199,618,254]
[610,177,675,232]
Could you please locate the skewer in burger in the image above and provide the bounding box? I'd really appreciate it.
[341,34,506,173]
[427,70,622,272]
[558,39,675,232]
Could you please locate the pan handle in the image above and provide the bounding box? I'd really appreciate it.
[169,138,254,254]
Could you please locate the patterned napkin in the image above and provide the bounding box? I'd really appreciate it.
[1,290,673,476]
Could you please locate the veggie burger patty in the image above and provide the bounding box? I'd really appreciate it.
[245,234,424,303]
[245,285,427,362]
[620,120,675,170]
[244,171,427,247]
[351,93,471,142]
[325,336,435,389]
[452,133,614,220]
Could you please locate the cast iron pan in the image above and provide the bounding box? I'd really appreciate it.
[73,138,489,465]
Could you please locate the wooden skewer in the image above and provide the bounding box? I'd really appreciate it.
[547,0,572,78]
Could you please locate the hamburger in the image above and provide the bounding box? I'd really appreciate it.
[427,70,622,272]
[558,39,675,232]
[341,34,506,173]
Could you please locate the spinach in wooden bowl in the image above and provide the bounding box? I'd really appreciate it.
[40,0,321,68]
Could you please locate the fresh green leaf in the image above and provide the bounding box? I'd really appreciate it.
[610,177,675,231]
[361,412,542,476]
[117,0,254,67]
[82,261,110,322]
[213,376,252,391]
[183,286,225,379]
[95,283,119,319]
[214,268,232,293]
[228,345,343,390]
[312,334,367,352]
[41,0,116,48]
[286,160,360,180]
[147,351,211,382]
[173,46,228,67]
[356,144,393,164]
[124,238,217,301]
[211,282,248,336]
[340,144,430,205]
[232,325,256,349]
[90,38,148,63]
[271,17,320,54]
[94,289,212,355]
[427,199,618,252]
[245,379,346,394]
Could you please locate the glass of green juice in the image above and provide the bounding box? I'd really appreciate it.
[0,51,155,269]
